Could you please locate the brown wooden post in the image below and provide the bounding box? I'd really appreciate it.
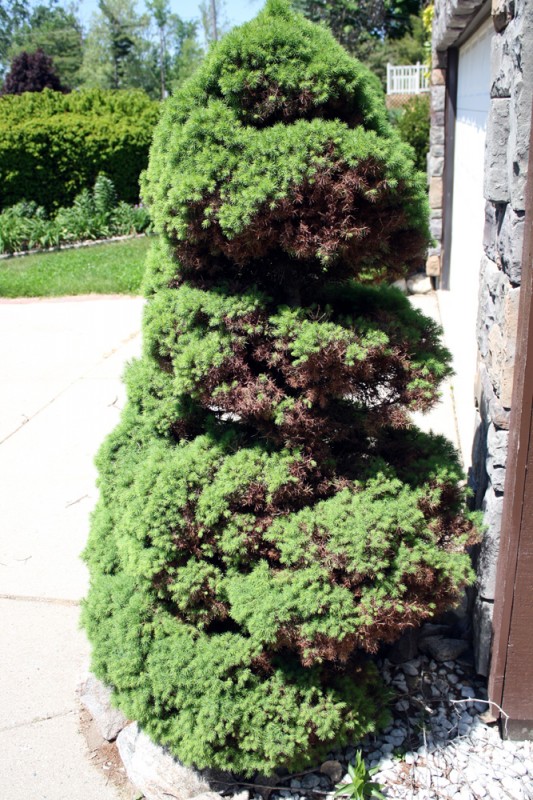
[488,101,533,739]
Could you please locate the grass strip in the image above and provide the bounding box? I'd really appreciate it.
[0,236,150,297]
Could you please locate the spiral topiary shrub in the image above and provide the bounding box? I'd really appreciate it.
[82,0,478,777]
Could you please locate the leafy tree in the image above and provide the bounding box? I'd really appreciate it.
[80,0,201,97]
[168,23,203,91]
[146,0,202,98]
[82,0,478,776]
[291,1,425,67]
[199,0,229,45]
[80,0,148,90]
[384,0,423,39]
[8,2,83,88]
[99,0,137,88]
[1,47,66,94]
[146,0,170,97]
[290,0,387,51]
[354,12,426,88]
[0,0,29,73]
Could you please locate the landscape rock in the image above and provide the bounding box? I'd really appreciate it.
[391,278,408,293]
[418,636,469,662]
[406,273,432,294]
[117,723,211,800]
[79,674,128,741]
[320,760,343,783]
[388,628,419,663]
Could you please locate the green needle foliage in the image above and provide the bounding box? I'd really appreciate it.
[82,0,479,777]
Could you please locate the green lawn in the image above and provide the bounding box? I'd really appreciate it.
[0,236,150,298]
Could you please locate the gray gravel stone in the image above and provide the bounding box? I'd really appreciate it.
[301,773,320,789]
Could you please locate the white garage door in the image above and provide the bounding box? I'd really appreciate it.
[439,17,492,469]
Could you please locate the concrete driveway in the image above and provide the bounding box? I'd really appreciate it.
[0,294,144,800]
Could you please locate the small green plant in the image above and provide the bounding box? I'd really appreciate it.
[334,752,385,800]
[0,176,151,254]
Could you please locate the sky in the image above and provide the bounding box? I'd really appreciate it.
[76,0,266,31]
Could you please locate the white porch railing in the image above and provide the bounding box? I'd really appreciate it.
[386,62,430,95]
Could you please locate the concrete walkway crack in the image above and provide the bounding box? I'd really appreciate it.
[0,709,76,733]
[0,375,84,446]
[0,328,140,447]
[0,593,80,607]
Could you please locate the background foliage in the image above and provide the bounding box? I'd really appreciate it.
[395,93,430,172]
[0,1,432,97]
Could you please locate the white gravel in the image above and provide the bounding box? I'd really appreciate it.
[256,648,533,800]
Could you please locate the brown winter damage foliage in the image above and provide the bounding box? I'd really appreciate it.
[156,306,444,457]
[171,158,428,289]
[150,465,477,664]
[234,80,367,129]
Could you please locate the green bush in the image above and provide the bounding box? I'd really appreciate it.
[82,0,478,777]
[395,93,430,173]
[0,175,151,254]
[0,88,160,211]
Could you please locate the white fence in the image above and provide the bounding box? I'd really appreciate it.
[386,63,430,95]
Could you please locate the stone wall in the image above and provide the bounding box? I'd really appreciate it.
[428,0,533,675]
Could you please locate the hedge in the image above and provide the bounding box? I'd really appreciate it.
[0,89,160,211]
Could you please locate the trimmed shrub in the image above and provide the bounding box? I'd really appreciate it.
[0,88,160,211]
[82,0,478,777]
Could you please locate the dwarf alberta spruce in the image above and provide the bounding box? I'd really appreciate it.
[82,0,479,777]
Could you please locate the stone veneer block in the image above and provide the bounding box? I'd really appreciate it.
[429,176,444,208]
[432,68,446,86]
[430,125,445,146]
[504,286,521,339]
[483,201,498,263]
[426,254,441,277]
[484,98,511,203]
[487,323,515,408]
[431,110,445,127]
[498,205,525,284]
[478,484,504,600]
[487,423,509,469]
[473,595,494,676]
[430,217,443,239]
[431,85,446,113]
[492,0,514,33]
[490,24,513,97]
[429,154,444,177]
[509,73,533,211]
[477,362,511,430]
[432,49,447,69]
